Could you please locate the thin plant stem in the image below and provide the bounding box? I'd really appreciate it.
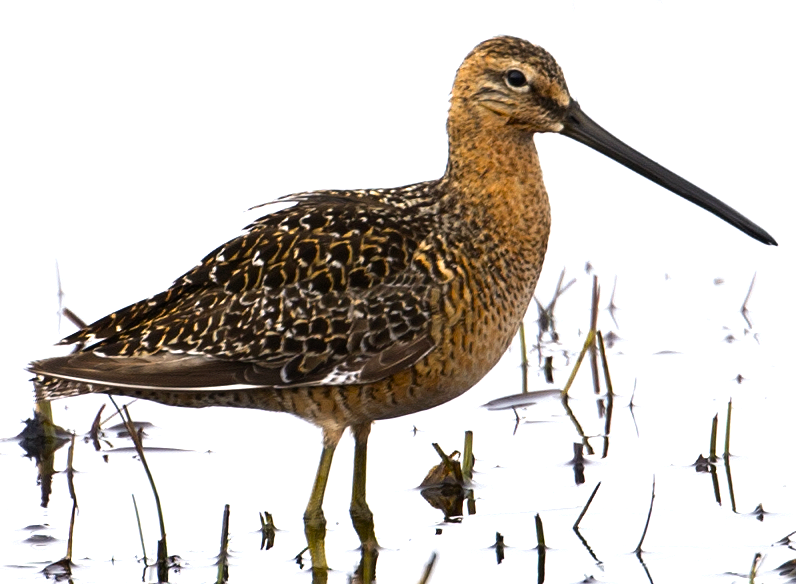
[573,482,602,530]
[634,476,656,557]
[709,414,718,463]
[534,514,546,549]
[462,431,474,482]
[562,329,596,397]
[597,331,614,396]
[417,552,437,584]
[519,321,529,394]
[723,399,732,458]
[589,276,601,394]
[110,397,169,581]
[216,504,231,584]
[132,494,148,563]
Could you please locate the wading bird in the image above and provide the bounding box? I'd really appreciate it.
[30,36,776,578]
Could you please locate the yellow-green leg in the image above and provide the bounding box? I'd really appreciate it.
[304,427,342,581]
[350,423,378,582]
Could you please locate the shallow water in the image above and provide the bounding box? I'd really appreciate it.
[3,266,794,583]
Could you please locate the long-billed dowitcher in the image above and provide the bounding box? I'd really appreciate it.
[29,36,776,576]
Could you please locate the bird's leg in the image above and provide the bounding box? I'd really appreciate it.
[350,422,378,581]
[304,427,343,579]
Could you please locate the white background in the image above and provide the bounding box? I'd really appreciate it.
[1,2,793,583]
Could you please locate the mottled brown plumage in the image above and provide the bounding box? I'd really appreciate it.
[28,36,775,577]
[31,37,567,434]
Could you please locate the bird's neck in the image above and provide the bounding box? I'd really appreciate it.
[436,110,552,334]
[442,111,552,256]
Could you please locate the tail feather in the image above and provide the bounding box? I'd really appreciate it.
[28,351,280,402]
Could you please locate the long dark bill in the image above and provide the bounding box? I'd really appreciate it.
[560,100,777,246]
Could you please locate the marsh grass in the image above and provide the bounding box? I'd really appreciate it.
[111,399,171,581]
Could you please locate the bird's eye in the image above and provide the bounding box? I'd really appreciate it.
[505,69,528,88]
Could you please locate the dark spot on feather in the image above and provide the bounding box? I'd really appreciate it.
[329,266,345,290]
[369,258,387,277]
[360,245,380,263]
[257,240,280,263]
[246,264,263,288]
[331,319,349,335]
[300,213,327,230]
[349,268,370,288]
[306,336,326,353]
[310,318,329,335]
[211,263,233,284]
[329,243,351,265]
[373,328,391,347]
[295,241,319,264]
[282,337,303,354]
[409,314,426,328]
[222,238,244,261]
[144,328,164,348]
[328,337,347,355]
[310,272,333,294]
[292,321,309,337]
[264,334,281,352]
[163,326,183,345]
[282,356,302,381]
[226,271,247,294]
[263,268,285,288]
[283,261,298,285]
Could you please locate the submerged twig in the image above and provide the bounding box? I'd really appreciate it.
[462,431,474,482]
[62,307,88,331]
[543,356,554,384]
[65,434,77,562]
[724,454,738,513]
[709,414,719,463]
[494,532,505,564]
[589,276,601,395]
[723,399,733,458]
[749,552,763,583]
[43,435,78,578]
[533,268,576,354]
[607,275,619,328]
[259,511,276,551]
[597,330,614,458]
[216,504,231,584]
[519,321,529,393]
[709,462,722,505]
[416,552,437,584]
[634,476,656,557]
[133,494,148,563]
[562,329,596,397]
[534,513,546,550]
[110,398,169,581]
[89,404,106,451]
[55,265,88,350]
[431,443,463,484]
[535,514,547,583]
[560,397,594,455]
[597,331,614,397]
[740,273,757,329]
[572,482,602,565]
[574,482,602,530]
[629,379,640,438]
